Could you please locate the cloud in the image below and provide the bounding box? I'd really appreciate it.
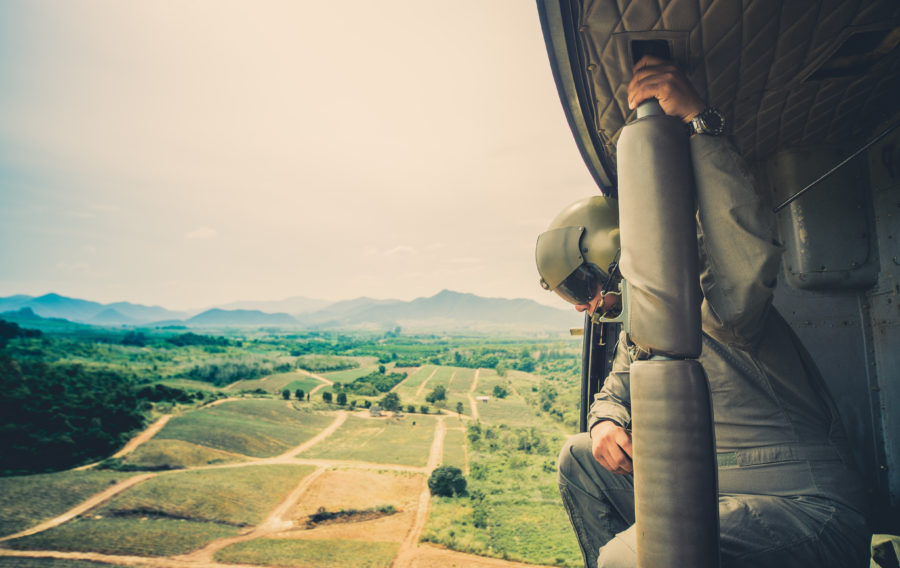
[186,227,218,240]
[383,245,416,257]
[446,257,481,264]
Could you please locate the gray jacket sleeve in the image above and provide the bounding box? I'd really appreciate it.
[691,135,783,348]
[587,328,632,431]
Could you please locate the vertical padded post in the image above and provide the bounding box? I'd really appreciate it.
[631,359,720,567]
[617,104,701,358]
[617,101,720,568]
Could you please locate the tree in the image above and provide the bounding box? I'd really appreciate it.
[407,404,416,414]
[336,392,347,406]
[282,389,291,400]
[420,404,429,414]
[378,365,386,374]
[295,388,305,400]
[456,402,464,415]
[428,465,467,497]
[380,392,401,412]
[322,391,333,403]
[425,385,446,404]
[492,385,508,399]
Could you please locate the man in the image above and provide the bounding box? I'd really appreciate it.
[536,57,869,567]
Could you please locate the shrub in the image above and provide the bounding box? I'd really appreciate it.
[380,392,401,412]
[322,391,333,403]
[428,465,467,497]
[425,385,446,404]
[336,392,347,406]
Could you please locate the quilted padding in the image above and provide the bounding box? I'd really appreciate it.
[571,0,900,176]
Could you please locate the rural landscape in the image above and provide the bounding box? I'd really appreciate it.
[0,292,586,568]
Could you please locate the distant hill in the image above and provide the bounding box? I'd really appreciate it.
[187,308,299,326]
[0,294,188,325]
[298,290,580,332]
[0,307,94,332]
[216,296,330,315]
[298,297,405,326]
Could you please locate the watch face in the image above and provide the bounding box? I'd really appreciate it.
[699,108,725,135]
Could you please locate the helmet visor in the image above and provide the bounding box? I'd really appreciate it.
[554,263,607,305]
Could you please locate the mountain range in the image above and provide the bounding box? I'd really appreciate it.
[0,291,581,332]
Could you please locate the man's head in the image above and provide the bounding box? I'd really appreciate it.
[535,196,622,318]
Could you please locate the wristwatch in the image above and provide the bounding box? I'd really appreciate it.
[687,107,726,136]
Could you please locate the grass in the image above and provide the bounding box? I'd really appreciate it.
[155,399,335,457]
[2,517,238,556]
[441,426,468,471]
[394,365,435,390]
[421,497,491,555]
[420,371,583,568]
[228,371,314,393]
[0,559,131,568]
[0,470,135,537]
[472,372,538,427]
[302,414,437,466]
[96,464,315,526]
[447,367,476,393]
[320,364,385,384]
[283,377,323,394]
[119,438,248,469]
[157,378,223,391]
[215,538,398,568]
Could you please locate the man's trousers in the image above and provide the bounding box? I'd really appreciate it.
[558,432,870,568]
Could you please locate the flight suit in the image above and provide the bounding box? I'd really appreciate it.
[557,135,870,568]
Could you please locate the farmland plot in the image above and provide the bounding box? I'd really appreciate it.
[301,414,437,466]
[156,399,335,457]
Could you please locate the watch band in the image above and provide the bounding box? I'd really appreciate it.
[687,107,726,136]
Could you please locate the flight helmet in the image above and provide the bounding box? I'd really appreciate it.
[535,196,620,306]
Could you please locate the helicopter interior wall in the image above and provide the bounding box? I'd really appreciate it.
[766,128,900,532]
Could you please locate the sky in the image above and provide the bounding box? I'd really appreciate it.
[0,1,599,311]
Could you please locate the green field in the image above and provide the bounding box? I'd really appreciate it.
[302,414,437,466]
[155,399,335,457]
[393,365,435,391]
[391,366,477,415]
[283,376,324,394]
[447,367,476,393]
[215,538,398,568]
[320,363,389,384]
[228,371,320,393]
[96,464,315,526]
[0,559,128,568]
[157,378,223,391]
[2,517,238,556]
[441,426,468,471]
[119,438,248,469]
[471,371,539,427]
[0,470,136,537]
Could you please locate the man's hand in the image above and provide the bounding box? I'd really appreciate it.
[627,55,705,123]
[590,420,634,474]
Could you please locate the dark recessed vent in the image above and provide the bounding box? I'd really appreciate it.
[806,27,900,80]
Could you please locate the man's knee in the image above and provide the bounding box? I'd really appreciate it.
[558,432,593,483]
